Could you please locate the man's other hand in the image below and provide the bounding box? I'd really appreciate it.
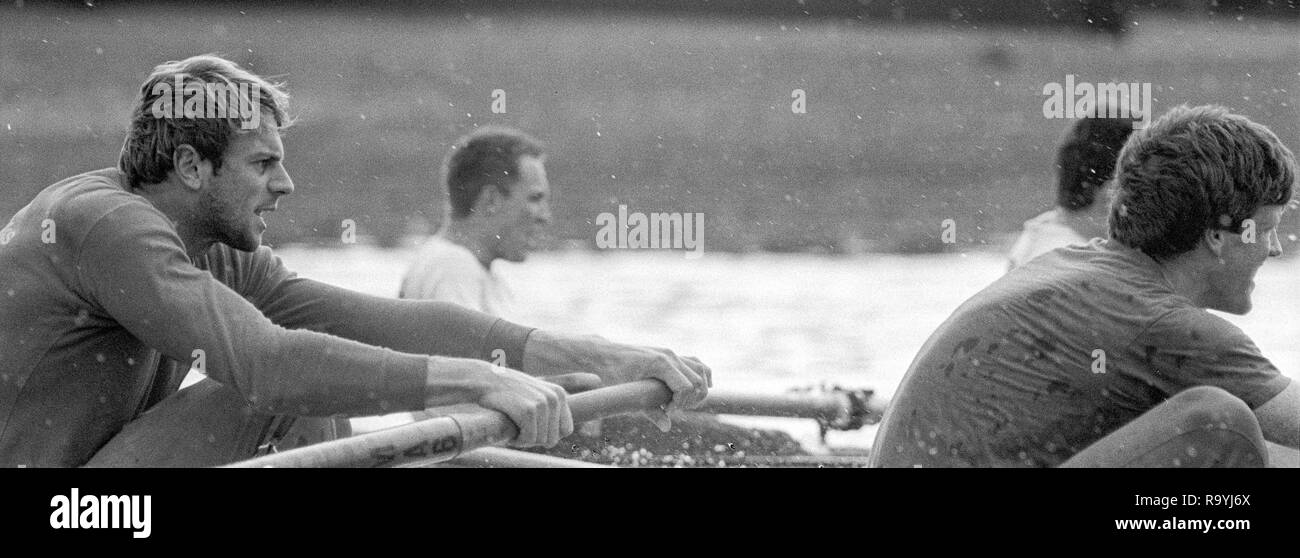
[424,357,575,448]
[523,331,712,427]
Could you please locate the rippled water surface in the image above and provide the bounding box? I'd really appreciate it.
[274,245,1299,450]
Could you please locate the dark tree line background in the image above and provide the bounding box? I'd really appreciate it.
[3,0,1297,253]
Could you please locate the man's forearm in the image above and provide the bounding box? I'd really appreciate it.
[522,330,620,382]
[1254,381,1299,450]
[260,276,534,364]
[518,326,711,412]
[1266,441,1299,468]
[420,356,497,408]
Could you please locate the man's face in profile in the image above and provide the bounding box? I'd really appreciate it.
[199,116,294,252]
[489,155,552,263]
[1207,204,1286,314]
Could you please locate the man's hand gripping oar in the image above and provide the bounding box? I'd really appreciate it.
[521,330,713,432]
[223,379,677,468]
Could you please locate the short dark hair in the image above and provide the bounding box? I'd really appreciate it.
[444,127,544,219]
[1108,105,1296,260]
[1056,108,1138,210]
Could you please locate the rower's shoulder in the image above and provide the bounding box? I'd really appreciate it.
[409,236,484,277]
[1142,304,1254,350]
[42,168,156,225]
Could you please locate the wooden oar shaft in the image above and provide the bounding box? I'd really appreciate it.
[697,390,886,423]
[712,454,872,468]
[224,379,671,468]
[402,447,613,469]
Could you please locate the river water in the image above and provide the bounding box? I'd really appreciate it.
[272,244,1300,451]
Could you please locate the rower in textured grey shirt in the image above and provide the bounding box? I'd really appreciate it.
[874,105,1298,468]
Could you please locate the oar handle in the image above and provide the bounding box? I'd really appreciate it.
[571,377,673,422]
[223,379,672,468]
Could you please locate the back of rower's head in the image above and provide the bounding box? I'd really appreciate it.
[1108,104,1296,262]
[1055,104,1138,212]
[118,54,293,189]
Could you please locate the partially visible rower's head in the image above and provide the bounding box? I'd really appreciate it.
[119,54,295,252]
[443,127,552,264]
[1109,104,1296,315]
[1055,103,1139,214]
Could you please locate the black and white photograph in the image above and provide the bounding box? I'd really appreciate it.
[0,0,1296,543]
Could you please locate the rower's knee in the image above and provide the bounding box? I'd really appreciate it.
[1165,386,1266,467]
[1171,386,1255,429]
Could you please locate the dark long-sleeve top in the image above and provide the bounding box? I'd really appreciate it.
[0,168,531,467]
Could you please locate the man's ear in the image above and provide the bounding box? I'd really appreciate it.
[1203,227,1227,257]
[172,144,209,192]
[473,184,503,215]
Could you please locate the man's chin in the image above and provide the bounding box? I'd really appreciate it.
[1211,297,1252,315]
[501,246,531,263]
[223,232,262,253]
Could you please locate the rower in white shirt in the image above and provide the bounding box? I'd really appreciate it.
[1007,105,1137,270]
[400,126,552,322]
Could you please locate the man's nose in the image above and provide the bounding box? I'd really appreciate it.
[270,166,294,196]
[1267,231,1283,257]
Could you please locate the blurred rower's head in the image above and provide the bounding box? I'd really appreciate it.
[1055,105,1138,212]
[119,54,295,252]
[443,127,552,263]
[1109,104,1296,315]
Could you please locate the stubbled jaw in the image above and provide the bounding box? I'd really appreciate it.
[253,205,276,230]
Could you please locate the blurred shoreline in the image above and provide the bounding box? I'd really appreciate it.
[4,5,1297,254]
